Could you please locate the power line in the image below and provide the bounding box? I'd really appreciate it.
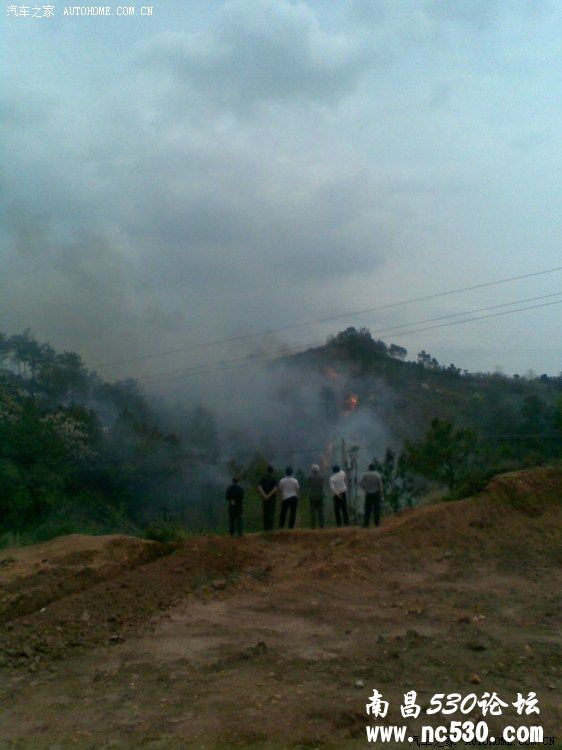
[145,349,303,385]
[139,347,303,383]
[387,298,562,339]
[145,298,562,385]
[142,296,562,386]
[94,265,562,368]
[138,290,562,383]
[368,290,562,335]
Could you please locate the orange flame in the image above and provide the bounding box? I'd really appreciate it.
[343,394,359,412]
[321,440,333,468]
[324,366,340,381]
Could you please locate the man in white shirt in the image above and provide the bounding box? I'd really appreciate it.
[278,466,300,529]
[329,464,349,527]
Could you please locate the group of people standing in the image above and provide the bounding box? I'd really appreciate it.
[225,463,385,537]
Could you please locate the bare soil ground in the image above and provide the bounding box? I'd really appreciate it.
[0,467,561,749]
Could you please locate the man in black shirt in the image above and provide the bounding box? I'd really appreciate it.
[307,463,325,529]
[258,465,278,531]
[225,477,244,537]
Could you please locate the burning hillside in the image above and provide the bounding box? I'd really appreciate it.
[343,393,359,413]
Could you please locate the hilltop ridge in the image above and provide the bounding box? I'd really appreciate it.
[284,330,562,443]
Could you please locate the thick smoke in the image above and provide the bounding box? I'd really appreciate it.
[152,353,398,476]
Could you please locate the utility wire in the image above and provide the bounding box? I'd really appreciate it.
[368,290,562,335]
[94,265,562,368]
[139,347,303,383]
[387,298,562,339]
[145,349,303,385]
[139,290,562,383]
[143,297,562,386]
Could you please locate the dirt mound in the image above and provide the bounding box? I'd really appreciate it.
[0,466,560,747]
[485,464,562,512]
[277,464,562,582]
[0,534,167,623]
[377,464,561,551]
[1,464,559,673]
[0,535,262,669]
[0,534,160,584]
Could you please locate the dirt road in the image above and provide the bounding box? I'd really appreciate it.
[0,467,560,748]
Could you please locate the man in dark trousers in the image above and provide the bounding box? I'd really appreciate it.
[225,477,244,537]
[360,463,385,527]
[307,463,325,529]
[257,465,278,531]
[278,467,300,529]
[329,464,349,527]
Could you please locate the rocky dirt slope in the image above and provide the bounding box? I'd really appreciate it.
[0,466,560,748]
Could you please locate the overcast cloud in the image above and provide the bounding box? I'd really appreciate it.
[2,0,561,382]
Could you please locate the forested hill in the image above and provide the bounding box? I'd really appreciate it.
[0,329,219,544]
[286,326,562,446]
[1,327,561,546]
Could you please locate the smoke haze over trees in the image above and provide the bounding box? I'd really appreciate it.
[1,326,561,544]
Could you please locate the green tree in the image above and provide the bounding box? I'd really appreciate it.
[417,350,439,370]
[373,448,401,511]
[555,396,562,434]
[403,418,476,492]
[388,344,407,360]
[372,448,420,511]
[0,333,11,369]
[329,327,387,364]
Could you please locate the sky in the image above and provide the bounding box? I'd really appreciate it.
[2,0,562,387]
